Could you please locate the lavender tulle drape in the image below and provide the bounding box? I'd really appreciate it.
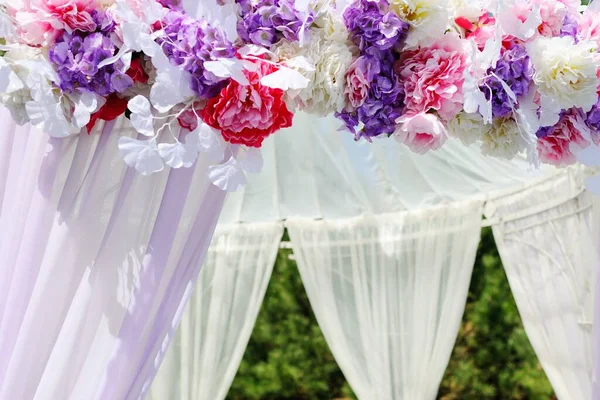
[0,111,227,399]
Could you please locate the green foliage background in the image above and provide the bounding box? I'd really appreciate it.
[226,229,555,399]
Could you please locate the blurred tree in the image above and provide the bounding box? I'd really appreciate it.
[228,229,554,399]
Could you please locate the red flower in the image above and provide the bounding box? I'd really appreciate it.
[86,94,128,133]
[201,60,294,148]
[126,57,149,84]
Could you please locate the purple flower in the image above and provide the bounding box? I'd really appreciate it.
[48,12,131,96]
[157,10,236,99]
[343,0,409,52]
[560,14,579,41]
[587,99,600,136]
[336,50,405,140]
[236,0,314,47]
[481,43,534,119]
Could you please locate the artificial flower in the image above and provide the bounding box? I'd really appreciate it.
[158,9,236,99]
[446,111,487,145]
[389,0,450,48]
[480,117,524,159]
[454,11,496,49]
[536,109,590,166]
[394,112,448,154]
[11,0,98,46]
[527,36,599,112]
[345,56,379,109]
[397,33,470,121]
[202,58,294,148]
[86,93,128,133]
[126,56,150,85]
[481,42,534,118]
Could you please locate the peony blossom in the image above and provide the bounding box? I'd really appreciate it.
[480,118,524,159]
[344,56,379,109]
[579,9,600,49]
[537,109,591,166]
[447,111,487,146]
[202,58,294,148]
[394,113,448,154]
[527,36,600,112]
[511,0,577,38]
[397,34,470,121]
[274,27,356,116]
[389,0,450,48]
[12,0,98,46]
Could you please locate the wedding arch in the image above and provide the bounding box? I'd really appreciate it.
[1,0,600,398]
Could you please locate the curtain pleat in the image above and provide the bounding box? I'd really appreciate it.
[487,166,599,400]
[287,200,483,400]
[147,222,283,400]
[0,111,227,400]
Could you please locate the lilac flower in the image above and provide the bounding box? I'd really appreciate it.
[560,14,579,41]
[236,0,314,47]
[48,12,131,96]
[158,10,236,99]
[343,0,409,52]
[336,50,405,140]
[481,43,534,119]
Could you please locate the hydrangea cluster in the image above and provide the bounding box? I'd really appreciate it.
[236,0,314,47]
[481,43,534,119]
[337,0,409,140]
[48,11,130,96]
[159,10,237,99]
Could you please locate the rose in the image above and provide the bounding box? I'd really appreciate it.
[396,34,470,121]
[394,113,448,154]
[537,110,591,166]
[202,59,294,148]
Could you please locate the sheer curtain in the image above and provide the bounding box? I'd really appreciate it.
[148,222,283,400]
[486,167,599,400]
[0,113,227,399]
[287,200,483,400]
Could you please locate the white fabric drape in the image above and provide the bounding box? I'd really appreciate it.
[147,222,283,400]
[0,113,227,400]
[487,167,600,400]
[287,200,483,400]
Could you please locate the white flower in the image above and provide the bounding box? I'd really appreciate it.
[527,36,600,112]
[389,0,450,47]
[447,112,488,146]
[480,118,524,159]
[274,27,355,116]
[449,0,485,20]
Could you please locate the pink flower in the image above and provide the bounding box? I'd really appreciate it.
[538,110,591,166]
[579,11,600,49]
[396,34,470,121]
[202,58,294,148]
[344,56,378,109]
[394,113,448,154]
[513,0,576,38]
[12,0,97,46]
[455,12,496,50]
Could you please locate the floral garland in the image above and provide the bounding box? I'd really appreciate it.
[0,0,599,191]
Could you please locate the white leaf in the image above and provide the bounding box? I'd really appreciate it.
[158,141,198,168]
[98,46,130,69]
[72,92,100,128]
[208,156,247,192]
[25,100,75,138]
[150,66,195,112]
[539,95,561,127]
[128,95,154,136]
[0,59,24,94]
[195,121,226,163]
[238,44,274,58]
[295,0,311,12]
[118,137,165,175]
[491,72,517,104]
[204,58,250,86]
[463,69,492,124]
[285,56,315,72]
[239,147,264,173]
[261,66,310,90]
[128,95,152,115]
